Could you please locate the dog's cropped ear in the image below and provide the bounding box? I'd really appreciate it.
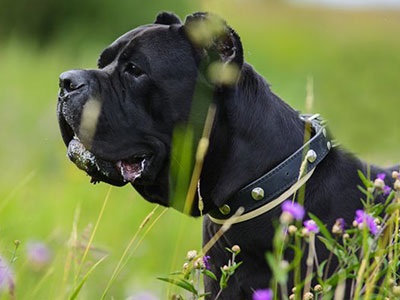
[154,12,182,25]
[183,12,243,86]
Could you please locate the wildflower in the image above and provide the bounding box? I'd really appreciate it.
[374,173,391,195]
[383,185,392,195]
[354,210,378,235]
[0,255,15,294]
[231,245,241,254]
[374,176,385,189]
[280,200,305,224]
[253,288,273,300]
[288,225,298,235]
[186,250,197,261]
[313,284,323,293]
[303,219,319,234]
[332,218,345,235]
[202,255,211,270]
[377,173,386,180]
[280,260,289,270]
[182,262,189,271]
[394,179,400,191]
[26,241,52,270]
[303,291,314,300]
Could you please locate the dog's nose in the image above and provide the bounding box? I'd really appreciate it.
[59,70,88,94]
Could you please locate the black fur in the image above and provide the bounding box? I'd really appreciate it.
[57,12,397,299]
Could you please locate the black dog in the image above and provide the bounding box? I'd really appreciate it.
[57,12,396,299]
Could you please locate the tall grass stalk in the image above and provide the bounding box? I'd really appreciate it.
[60,203,81,300]
[101,205,168,299]
[69,186,112,298]
[183,104,216,216]
[76,187,111,276]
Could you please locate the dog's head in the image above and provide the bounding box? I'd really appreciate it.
[57,12,243,209]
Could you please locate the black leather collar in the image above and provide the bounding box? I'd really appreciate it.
[208,114,331,221]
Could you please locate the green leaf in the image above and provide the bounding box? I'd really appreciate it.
[69,256,107,300]
[219,271,228,289]
[386,202,400,214]
[358,170,372,188]
[231,261,243,273]
[317,260,328,278]
[287,244,303,271]
[308,213,333,241]
[357,185,370,197]
[203,269,218,281]
[266,253,287,284]
[157,277,198,295]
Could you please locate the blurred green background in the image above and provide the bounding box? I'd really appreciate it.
[0,0,399,298]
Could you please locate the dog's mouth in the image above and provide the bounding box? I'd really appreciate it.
[66,137,153,186]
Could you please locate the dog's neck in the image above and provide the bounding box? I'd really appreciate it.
[197,63,306,214]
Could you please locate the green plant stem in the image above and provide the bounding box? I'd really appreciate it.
[73,186,112,288]
[101,205,166,299]
[304,233,316,296]
[353,227,371,299]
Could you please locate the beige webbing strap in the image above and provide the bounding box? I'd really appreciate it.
[208,167,315,225]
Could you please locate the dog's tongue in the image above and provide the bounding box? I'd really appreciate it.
[117,160,145,183]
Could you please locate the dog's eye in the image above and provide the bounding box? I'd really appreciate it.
[125,63,144,77]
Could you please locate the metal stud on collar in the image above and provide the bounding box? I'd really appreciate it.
[327,141,332,150]
[219,204,231,215]
[306,149,317,163]
[251,187,264,201]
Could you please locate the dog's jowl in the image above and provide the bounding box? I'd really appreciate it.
[57,12,397,299]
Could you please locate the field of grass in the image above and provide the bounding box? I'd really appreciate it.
[0,1,399,299]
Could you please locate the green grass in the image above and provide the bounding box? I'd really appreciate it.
[0,1,400,298]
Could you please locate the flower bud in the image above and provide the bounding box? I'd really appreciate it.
[374,178,385,190]
[288,225,298,235]
[231,245,241,254]
[186,250,197,261]
[280,211,294,224]
[303,292,314,300]
[313,284,323,293]
[394,179,400,191]
[393,285,400,296]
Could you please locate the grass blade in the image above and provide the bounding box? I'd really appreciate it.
[69,255,108,300]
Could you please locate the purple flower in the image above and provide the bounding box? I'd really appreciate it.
[355,210,378,235]
[203,255,211,270]
[383,185,391,195]
[304,219,319,234]
[281,200,305,221]
[377,173,386,180]
[26,241,52,270]
[253,288,273,300]
[332,218,346,235]
[374,173,391,195]
[0,255,15,294]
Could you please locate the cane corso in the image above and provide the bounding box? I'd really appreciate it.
[57,12,396,299]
